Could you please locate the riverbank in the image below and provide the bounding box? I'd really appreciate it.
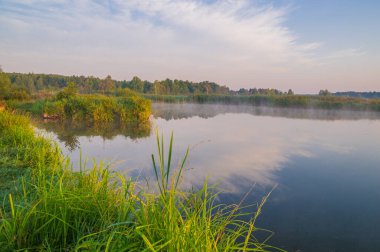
[0,110,280,251]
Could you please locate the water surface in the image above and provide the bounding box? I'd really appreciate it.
[33,103,380,252]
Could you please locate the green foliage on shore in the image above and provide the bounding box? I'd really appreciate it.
[0,70,31,101]
[9,85,152,123]
[0,111,281,251]
[6,72,282,96]
[8,71,380,99]
[0,111,59,199]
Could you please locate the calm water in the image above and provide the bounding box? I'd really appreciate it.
[34,103,380,252]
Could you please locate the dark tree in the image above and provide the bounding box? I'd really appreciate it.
[319,89,331,96]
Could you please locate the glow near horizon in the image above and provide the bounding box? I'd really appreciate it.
[0,0,379,93]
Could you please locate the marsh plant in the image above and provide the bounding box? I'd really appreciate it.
[7,83,151,124]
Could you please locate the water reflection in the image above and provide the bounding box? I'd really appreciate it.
[33,103,380,154]
[153,103,380,121]
[33,119,151,151]
[32,103,380,252]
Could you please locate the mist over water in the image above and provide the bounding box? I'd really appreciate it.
[152,103,380,121]
[34,103,380,252]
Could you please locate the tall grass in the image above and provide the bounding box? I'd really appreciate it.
[7,92,152,124]
[0,110,282,251]
[0,111,60,200]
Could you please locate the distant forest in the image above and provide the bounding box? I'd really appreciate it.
[334,91,380,99]
[5,72,291,96]
[4,72,380,98]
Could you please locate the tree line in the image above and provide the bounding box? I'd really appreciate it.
[3,71,378,99]
[3,72,292,97]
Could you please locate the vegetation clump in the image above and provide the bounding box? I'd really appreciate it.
[0,110,280,251]
[10,82,152,124]
[0,69,31,101]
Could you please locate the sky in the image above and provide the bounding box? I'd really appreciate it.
[0,0,379,93]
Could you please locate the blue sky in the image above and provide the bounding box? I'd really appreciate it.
[286,0,379,51]
[0,0,379,93]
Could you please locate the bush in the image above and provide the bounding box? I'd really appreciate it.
[18,93,152,124]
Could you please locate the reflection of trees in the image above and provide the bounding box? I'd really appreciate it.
[58,132,80,152]
[152,103,380,121]
[33,119,151,151]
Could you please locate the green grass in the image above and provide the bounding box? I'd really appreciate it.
[0,110,282,251]
[7,92,152,124]
[0,111,60,200]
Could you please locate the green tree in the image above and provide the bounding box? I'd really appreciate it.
[153,80,165,95]
[0,67,11,99]
[66,82,79,95]
[99,75,115,93]
[130,76,144,93]
[56,82,78,100]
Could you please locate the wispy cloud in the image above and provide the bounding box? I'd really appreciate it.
[0,0,375,92]
[323,48,366,61]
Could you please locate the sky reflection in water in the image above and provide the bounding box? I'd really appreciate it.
[34,103,380,252]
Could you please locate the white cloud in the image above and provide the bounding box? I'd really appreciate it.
[0,0,376,92]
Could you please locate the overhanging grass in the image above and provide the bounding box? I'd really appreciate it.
[0,110,282,251]
[0,111,60,200]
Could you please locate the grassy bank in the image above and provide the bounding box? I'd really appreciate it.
[0,110,281,251]
[144,94,380,112]
[0,111,59,200]
[7,86,151,124]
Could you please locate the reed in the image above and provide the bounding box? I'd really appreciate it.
[7,92,152,124]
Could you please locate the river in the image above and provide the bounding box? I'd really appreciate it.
[33,103,380,252]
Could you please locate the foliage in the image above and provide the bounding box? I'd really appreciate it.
[112,87,139,97]
[335,91,380,99]
[4,72,380,104]
[1,71,31,101]
[99,75,115,93]
[0,111,60,199]
[56,81,79,100]
[12,92,152,123]
[6,72,285,96]
[0,111,281,251]
[6,72,378,112]
[0,71,11,99]
[319,89,331,96]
